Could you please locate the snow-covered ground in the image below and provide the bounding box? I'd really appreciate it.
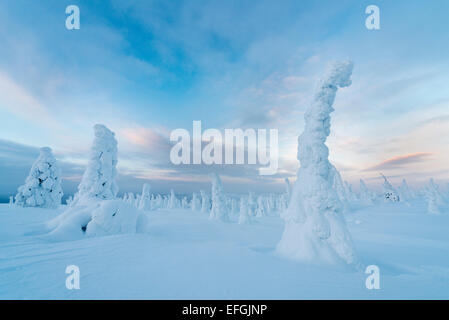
[1,201,448,299]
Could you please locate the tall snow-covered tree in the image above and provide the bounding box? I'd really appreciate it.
[277,61,358,267]
[209,173,228,222]
[72,124,118,206]
[15,147,63,208]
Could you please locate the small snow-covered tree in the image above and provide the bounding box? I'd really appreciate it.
[200,190,210,213]
[168,189,178,209]
[238,196,251,224]
[72,124,118,206]
[15,147,63,208]
[181,196,188,209]
[191,192,200,211]
[138,183,151,210]
[247,191,256,216]
[209,173,228,222]
[425,179,446,214]
[277,61,358,267]
[380,173,400,202]
[398,179,414,202]
[359,179,374,205]
[255,195,266,218]
[285,178,292,204]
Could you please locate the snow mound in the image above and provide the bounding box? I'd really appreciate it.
[44,200,141,241]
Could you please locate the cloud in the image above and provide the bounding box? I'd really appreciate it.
[364,152,434,171]
[0,71,56,125]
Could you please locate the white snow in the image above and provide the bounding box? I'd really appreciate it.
[1,200,448,299]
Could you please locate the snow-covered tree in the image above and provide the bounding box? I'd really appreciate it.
[72,124,118,206]
[398,179,414,202]
[277,61,358,267]
[209,173,228,222]
[181,196,188,209]
[425,179,446,214]
[332,169,350,212]
[359,179,374,205]
[256,195,266,218]
[200,190,210,213]
[15,147,63,208]
[138,183,151,210]
[247,191,256,217]
[191,192,201,211]
[285,178,292,204]
[380,173,400,202]
[168,189,178,209]
[238,196,251,224]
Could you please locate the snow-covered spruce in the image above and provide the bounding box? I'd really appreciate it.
[359,179,374,205]
[209,173,229,222]
[138,183,151,211]
[424,179,446,214]
[380,173,400,202]
[15,147,63,209]
[168,189,179,209]
[200,190,210,213]
[71,124,118,206]
[191,192,201,211]
[238,196,251,224]
[277,61,358,267]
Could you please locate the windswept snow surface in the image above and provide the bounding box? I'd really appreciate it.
[0,202,448,299]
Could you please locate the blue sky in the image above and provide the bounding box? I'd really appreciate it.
[1,0,449,199]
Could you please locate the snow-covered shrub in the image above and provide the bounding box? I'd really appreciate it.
[15,147,63,209]
[209,173,228,222]
[277,61,358,267]
[138,183,151,211]
[72,124,118,206]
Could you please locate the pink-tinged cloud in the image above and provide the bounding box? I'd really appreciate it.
[365,152,434,171]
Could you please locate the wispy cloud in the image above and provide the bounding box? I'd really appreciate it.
[364,152,434,171]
